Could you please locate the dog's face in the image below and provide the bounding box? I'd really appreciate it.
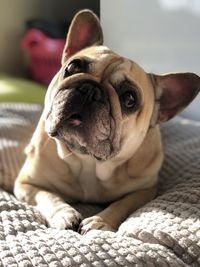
[45,46,154,161]
[44,10,200,161]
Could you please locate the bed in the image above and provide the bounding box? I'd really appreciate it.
[0,102,200,266]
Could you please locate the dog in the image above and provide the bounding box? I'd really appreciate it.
[14,9,200,234]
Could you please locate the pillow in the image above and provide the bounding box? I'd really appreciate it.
[0,104,200,266]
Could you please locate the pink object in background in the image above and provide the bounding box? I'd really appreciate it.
[21,29,65,85]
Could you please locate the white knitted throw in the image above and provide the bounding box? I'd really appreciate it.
[0,103,200,267]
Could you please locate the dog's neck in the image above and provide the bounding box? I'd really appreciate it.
[55,124,162,182]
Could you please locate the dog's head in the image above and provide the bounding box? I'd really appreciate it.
[44,10,200,161]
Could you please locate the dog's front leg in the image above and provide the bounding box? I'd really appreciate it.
[14,183,82,230]
[79,186,157,234]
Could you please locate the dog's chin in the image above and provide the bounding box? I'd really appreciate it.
[46,111,118,161]
[62,137,114,161]
[55,116,115,161]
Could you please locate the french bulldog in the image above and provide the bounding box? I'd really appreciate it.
[14,9,200,234]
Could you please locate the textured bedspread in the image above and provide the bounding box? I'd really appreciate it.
[0,103,200,267]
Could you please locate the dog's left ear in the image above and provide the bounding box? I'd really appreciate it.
[150,72,200,124]
[62,9,103,64]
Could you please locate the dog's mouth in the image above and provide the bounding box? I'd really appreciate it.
[45,80,116,161]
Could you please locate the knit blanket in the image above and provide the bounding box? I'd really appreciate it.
[0,103,200,267]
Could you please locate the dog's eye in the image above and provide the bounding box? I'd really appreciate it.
[120,91,137,109]
[64,59,83,78]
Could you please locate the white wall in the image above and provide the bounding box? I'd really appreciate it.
[101,0,200,119]
[101,0,200,73]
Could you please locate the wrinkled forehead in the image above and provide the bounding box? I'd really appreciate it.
[71,45,146,83]
[68,45,121,76]
[74,45,116,64]
[45,45,149,108]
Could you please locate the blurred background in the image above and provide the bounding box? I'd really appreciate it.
[0,0,99,77]
[0,0,199,118]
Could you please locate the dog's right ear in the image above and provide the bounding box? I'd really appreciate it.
[149,72,200,126]
[62,9,103,64]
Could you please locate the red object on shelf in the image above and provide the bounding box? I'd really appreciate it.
[21,29,65,85]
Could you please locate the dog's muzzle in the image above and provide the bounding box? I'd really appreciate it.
[46,80,106,135]
[45,80,113,160]
[65,81,106,128]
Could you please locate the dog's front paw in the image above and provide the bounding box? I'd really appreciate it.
[48,205,82,230]
[78,216,115,235]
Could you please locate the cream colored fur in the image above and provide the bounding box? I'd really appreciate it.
[14,10,199,233]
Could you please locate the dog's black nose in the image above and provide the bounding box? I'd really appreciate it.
[79,82,103,102]
[48,130,58,137]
